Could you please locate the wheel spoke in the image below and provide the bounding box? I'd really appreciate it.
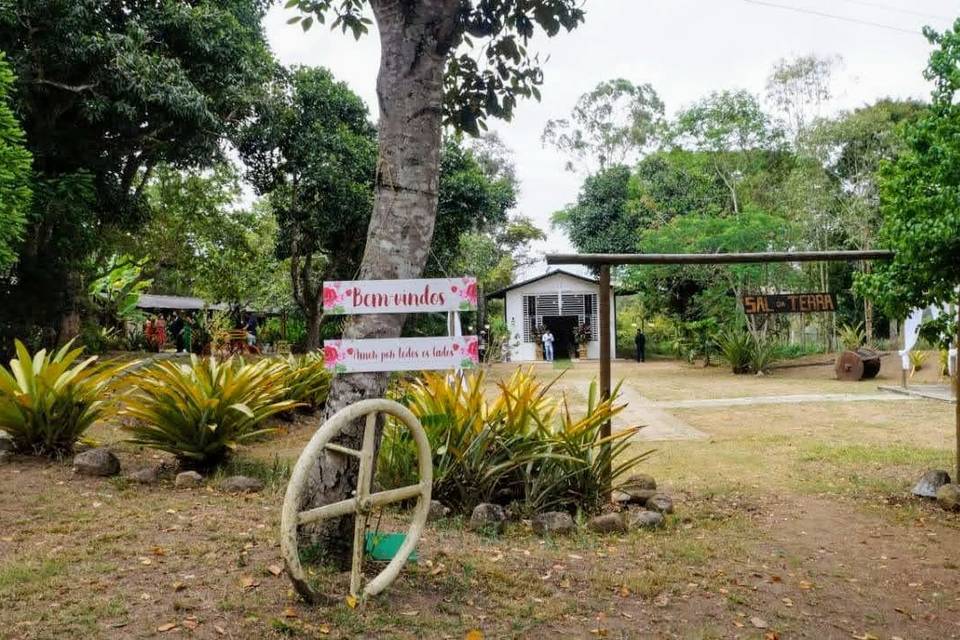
[364,483,425,509]
[350,511,367,598]
[324,443,361,458]
[296,497,357,526]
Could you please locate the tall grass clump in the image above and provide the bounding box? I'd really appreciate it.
[0,340,133,456]
[122,356,297,469]
[716,329,753,374]
[379,368,651,516]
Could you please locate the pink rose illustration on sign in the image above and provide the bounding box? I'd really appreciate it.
[456,277,479,310]
[464,281,478,304]
[466,338,479,361]
[323,345,339,364]
[323,286,339,308]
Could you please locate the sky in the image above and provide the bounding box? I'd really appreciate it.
[263,0,958,278]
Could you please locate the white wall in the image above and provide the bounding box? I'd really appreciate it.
[501,273,616,362]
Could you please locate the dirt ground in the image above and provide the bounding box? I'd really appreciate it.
[1,356,958,639]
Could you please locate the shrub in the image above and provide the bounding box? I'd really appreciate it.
[521,381,651,515]
[280,352,331,411]
[716,329,753,374]
[748,334,778,374]
[380,368,648,515]
[122,356,297,469]
[909,350,928,377]
[0,340,132,456]
[838,322,866,351]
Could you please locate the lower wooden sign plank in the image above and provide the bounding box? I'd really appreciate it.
[742,292,838,315]
[323,336,479,374]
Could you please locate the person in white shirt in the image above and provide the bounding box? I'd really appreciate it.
[542,329,555,361]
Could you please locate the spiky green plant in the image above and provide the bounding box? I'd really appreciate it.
[122,356,297,469]
[280,352,331,411]
[0,340,133,456]
[380,368,651,515]
[716,329,753,374]
[522,381,651,515]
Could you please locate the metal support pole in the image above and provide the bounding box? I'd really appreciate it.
[599,265,612,498]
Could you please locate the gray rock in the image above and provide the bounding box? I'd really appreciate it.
[0,430,14,453]
[645,493,674,514]
[614,488,657,505]
[175,470,204,488]
[532,511,576,536]
[587,513,627,534]
[468,503,507,533]
[622,473,657,491]
[936,483,960,511]
[127,466,160,484]
[72,448,120,477]
[219,475,264,493]
[427,500,451,522]
[912,470,952,498]
[627,509,664,530]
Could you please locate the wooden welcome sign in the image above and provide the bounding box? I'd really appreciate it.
[742,292,837,315]
[322,277,479,374]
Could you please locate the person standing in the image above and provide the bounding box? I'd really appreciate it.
[542,328,555,362]
[635,328,646,363]
[154,314,167,352]
[170,312,185,353]
[245,313,258,348]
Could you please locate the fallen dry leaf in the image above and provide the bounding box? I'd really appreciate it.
[282,607,298,618]
[750,616,768,629]
[240,576,260,590]
[182,617,199,630]
[465,630,483,640]
[157,623,178,633]
[733,620,745,628]
[267,564,283,577]
[345,595,358,609]
[764,633,780,640]
[214,625,226,635]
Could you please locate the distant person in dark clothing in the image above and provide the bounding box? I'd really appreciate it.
[170,312,185,353]
[635,329,646,363]
[245,313,258,347]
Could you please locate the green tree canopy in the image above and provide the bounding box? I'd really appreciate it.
[857,25,960,321]
[542,79,665,171]
[0,51,31,271]
[0,0,273,342]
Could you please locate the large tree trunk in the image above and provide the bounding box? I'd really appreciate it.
[299,0,460,566]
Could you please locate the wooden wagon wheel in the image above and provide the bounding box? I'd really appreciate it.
[280,399,432,603]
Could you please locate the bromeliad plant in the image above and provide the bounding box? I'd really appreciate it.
[280,352,332,411]
[122,356,297,469]
[0,340,133,456]
[380,368,650,515]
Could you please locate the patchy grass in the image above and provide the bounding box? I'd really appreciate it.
[2,358,959,638]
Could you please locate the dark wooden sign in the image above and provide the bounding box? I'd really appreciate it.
[742,292,837,315]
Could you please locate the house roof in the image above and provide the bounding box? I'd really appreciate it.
[485,269,601,300]
[136,294,229,312]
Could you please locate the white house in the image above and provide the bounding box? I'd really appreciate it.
[487,270,616,361]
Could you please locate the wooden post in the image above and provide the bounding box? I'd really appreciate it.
[599,265,612,498]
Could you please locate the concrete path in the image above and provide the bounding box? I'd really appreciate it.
[650,392,919,409]
[878,384,956,403]
[614,389,921,443]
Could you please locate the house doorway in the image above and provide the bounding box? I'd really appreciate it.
[542,315,578,359]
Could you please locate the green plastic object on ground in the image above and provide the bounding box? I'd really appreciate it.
[365,532,418,563]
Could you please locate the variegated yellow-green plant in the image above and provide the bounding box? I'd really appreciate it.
[0,340,133,456]
[279,352,332,411]
[379,367,650,515]
[121,356,298,469]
